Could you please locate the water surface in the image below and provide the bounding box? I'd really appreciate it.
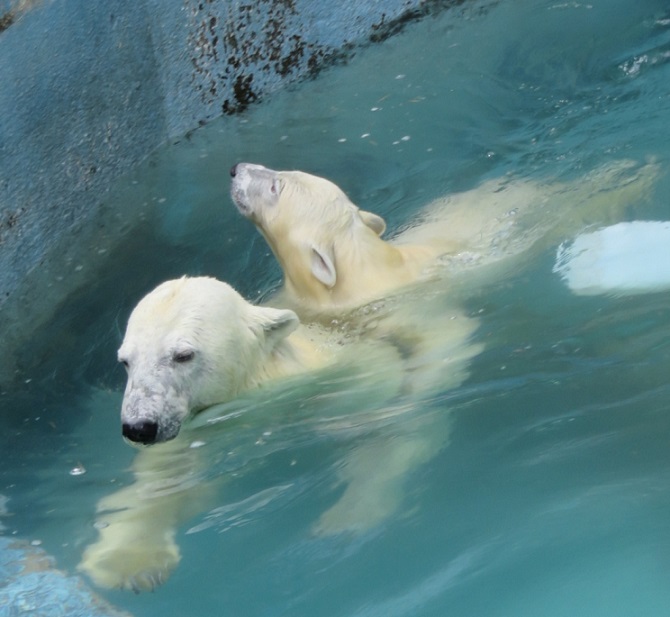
[2,0,670,615]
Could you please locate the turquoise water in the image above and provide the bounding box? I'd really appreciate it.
[3,0,670,615]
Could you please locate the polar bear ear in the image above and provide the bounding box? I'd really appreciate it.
[311,245,337,288]
[257,307,300,347]
[359,210,386,236]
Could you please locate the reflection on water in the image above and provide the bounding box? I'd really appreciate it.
[2,0,670,615]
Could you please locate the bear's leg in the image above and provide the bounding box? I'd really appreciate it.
[79,438,214,591]
[313,419,448,536]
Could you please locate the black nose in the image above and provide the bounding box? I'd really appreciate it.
[230,164,238,178]
[122,420,158,445]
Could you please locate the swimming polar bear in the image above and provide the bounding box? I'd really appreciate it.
[79,277,479,591]
[229,159,659,543]
[78,277,334,591]
[230,160,659,316]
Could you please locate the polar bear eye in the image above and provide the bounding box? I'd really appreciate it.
[173,350,195,364]
[119,358,129,370]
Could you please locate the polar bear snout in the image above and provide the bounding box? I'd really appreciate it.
[121,407,183,445]
[230,163,281,219]
[120,381,187,445]
[230,162,271,177]
[122,420,159,445]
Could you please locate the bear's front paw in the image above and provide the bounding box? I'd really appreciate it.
[79,536,181,592]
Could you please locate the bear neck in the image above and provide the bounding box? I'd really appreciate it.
[256,329,330,384]
[321,234,432,310]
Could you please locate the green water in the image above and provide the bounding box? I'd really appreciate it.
[2,0,670,615]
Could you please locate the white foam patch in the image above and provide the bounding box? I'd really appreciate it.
[554,221,670,296]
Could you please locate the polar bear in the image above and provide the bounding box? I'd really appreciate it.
[230,161,658,316]
[227,160,658,546]
[79,277,338,591]
[80,276,476,591]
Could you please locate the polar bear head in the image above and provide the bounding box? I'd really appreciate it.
[230,163,388,306]
[117,277,299,445]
